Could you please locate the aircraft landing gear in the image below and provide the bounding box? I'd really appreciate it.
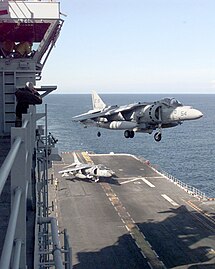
[154,132,162,142]
[130,130,135,138]
[124,130,135,138]
[124,130,130,138]
[97,131,101,137]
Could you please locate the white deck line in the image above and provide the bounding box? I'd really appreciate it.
[161,194,179,206]
[142,178,155,188]
[120,178,141,185]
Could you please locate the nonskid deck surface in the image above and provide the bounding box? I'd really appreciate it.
[49,151,215,269]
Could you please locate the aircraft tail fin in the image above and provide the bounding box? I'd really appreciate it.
[92,91,106,110]
[62,152,82,168]
[73,152,81,165]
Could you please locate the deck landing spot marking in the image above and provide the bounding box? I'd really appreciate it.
[120,178,141,185]
[142,178,155,188]
[134,181,142,185]
[161,194,179,206]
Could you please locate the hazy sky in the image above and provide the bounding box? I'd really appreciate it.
[39,0,215,94]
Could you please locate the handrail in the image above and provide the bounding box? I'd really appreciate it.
[0,136,22,196]
[0,187,22,269]
[11,239,22,269]
[38,217,64,269]
[138,156,209,200]
[0,105,71,268]
[158,169,208,199]
[22,118,29,128]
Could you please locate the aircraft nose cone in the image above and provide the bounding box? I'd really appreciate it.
[107,172,113,177]
[191,109,203,119]
[105,170,114,177]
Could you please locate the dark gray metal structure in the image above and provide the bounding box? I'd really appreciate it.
[0,1,71,268]
[0,0,63,134]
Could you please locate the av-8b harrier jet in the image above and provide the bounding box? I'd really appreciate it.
[73,91,203,142]
[59,152,115,182]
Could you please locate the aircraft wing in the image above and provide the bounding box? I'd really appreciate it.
[107,103,145,114]
[72,110,108,122]
[72,103,147,122]
[59,163,92,174]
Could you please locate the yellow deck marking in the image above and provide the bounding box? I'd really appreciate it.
[184,200,215,231]
[82,151,94,164]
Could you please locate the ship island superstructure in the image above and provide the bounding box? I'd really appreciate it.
[0,1,72,268]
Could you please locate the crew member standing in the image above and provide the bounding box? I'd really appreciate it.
[15,81,42,127]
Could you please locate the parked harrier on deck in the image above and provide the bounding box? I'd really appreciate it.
[59,152,115,182]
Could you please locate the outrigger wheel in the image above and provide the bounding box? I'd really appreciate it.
[124,130,135,138]
[154,132,162,142]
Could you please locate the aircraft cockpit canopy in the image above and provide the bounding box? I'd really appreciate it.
[160,98,182,107]
[97,164,108,170]
[97,164,114,173]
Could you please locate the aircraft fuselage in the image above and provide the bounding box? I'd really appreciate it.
[73,93,203,141]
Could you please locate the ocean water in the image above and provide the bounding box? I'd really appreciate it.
[39,94,215,197]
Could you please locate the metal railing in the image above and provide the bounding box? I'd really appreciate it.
[137,155,209,200]
[0,105,72,269]
[157,169,208,200]
[0,137,22,195]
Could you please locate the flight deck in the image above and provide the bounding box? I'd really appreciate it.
[49,151,215,269]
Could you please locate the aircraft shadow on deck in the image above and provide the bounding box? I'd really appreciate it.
[73,234,149,269]
[72,205,215,269]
